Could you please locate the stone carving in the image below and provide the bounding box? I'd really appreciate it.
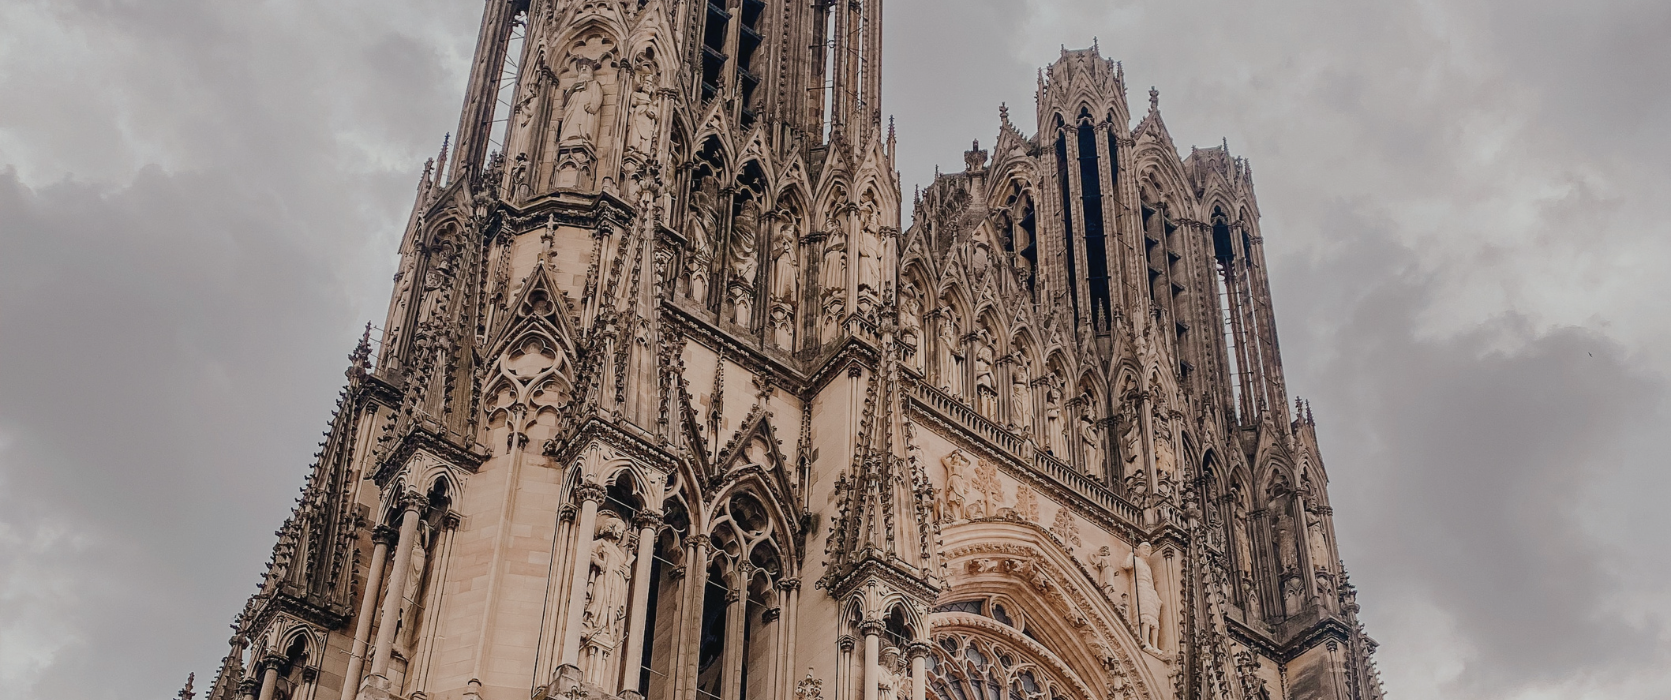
[856,199,884,299]
[626,64,658,155]
[973,460,1004,518]
[938,311,963,395]
[1010,358,1033,431]
[1079,409,1102,475]
[899,284,924,371]
[1305,504,1330,573]
[1121,542,1163,653]
[1043,383,1065,457]
[877,645,905,700]
[973,332,996,417]
[1089,545,1117,595]
[940,450,976,522]
[1049,507,1080,549]
[558,59,604,149]
[581,514,634,683]
[820,212,847,294]
[795,670,824,700]
[1012,483,1039,521]
[768,213,800,349]
[729,198,761,324]
[687,178,719,302]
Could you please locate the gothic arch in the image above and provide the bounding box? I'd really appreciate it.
[938,521,1163,700]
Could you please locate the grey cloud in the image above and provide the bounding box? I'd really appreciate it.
[2,0,1669,698]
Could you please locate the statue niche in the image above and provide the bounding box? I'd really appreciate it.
[581,513,635,685]
[768,212,802,350]
[899,284,924,372]
[1009,356,1033,432]
[554,55,608,189]
[727,197,761,326]
[973,331,996,417]
[685,176,720,304]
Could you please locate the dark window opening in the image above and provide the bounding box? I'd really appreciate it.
[700,1,730,103]
[736,0,765,126]
[1077,121,1111,332]
[1055,131,1079,323]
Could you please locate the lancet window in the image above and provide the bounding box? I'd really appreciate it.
[1075,113,1111,333]
[700,0,729,102]
[695,491,788,700]
[1053,120,1079,323]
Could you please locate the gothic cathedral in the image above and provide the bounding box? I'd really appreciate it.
[204,3,1385,700]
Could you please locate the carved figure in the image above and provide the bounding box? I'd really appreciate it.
[973,460,1004,517]
[771,215,801,302]
[973,333,996,416]
[581,515,634,684]
[899,285,924,370]
[1043,384,1065,456]
[941,450,975,521]
[1079,410,1102,475]
[937,311,962,394]
[626,68,658,155]
[1010,361,1033,431]
[687,179,719,301]
[820,213,847,294]
[730,198,761,287]
[1121,542,1163,652]
[1305,505,1331,572]
[1089,545,1117,594]
[559,60,604,148]
[856,200,883,295]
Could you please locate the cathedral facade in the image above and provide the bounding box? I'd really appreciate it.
[205,3,1384,700]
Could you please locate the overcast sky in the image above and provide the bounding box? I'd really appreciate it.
[2,1,1668,699]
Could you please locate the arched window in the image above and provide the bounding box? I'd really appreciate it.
[1075,114,1110,332]
[927,633,1075,700]
[1053,118,1079,323]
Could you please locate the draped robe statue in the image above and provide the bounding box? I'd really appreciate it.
[559,60,604,148]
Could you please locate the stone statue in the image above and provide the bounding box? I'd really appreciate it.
[771,215,801,302]
[973,461,1005,517]
[876,645,905,700]
[626,67,658,155]
[1119,410,1142,471]
[1272,496,1300,574]
[937,312,963,395]
[730,198,761,287]
[1152,419,1176,477]
[1305,505,1331,572]
[856,201,883,295]
[1121,542,1163,652]
[941,450,975,521]
[1009,361,1033,431]
[819,212,846,294]
[396,520,433,653]
[687,179,718,301]
[973,333,996,416]
[581,514,631,651]
[899,285,924,370]
[1079,410,1102,475]
[1043,384,1065,456]
[1230,488,1254,578]
[559,60,604,148]
[1089,545,1117,595]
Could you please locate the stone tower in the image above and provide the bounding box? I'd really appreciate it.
[204,5,1382,700]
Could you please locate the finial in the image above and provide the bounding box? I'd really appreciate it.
[1093,36,1099,52]
[177,673,196,700]
[1223,136,1229,151]
[433,132,452,184]
[1061,44,1068,57]
[972,139,980,151]
[999,102,1010,123]
[888,115,896,140]
[1148,87,1159,112]
[1116,61,1124,83]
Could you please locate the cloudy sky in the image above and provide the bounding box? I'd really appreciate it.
[1,1,1668,699]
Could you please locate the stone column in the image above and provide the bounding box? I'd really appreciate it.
[370,493,425,678]
[775,579,801,700]
[720,577,747,700]
[676,536,712,700]
[559,482,607,670]
[860,620,883,700]
[908,644,929,700]
[343,525,395,693]
[618,511,664,698]
[254,657,283,700]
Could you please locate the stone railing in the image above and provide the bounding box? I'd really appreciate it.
[911,382,1024,456]
[1031,451,1143,525]
[910,382,1144,528]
